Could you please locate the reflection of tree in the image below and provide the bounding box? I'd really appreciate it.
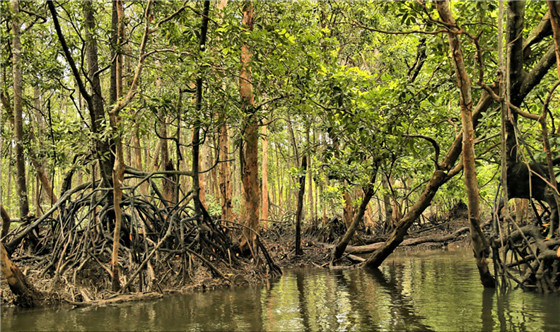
[481,288,497,331]
[295,271,312,331]
[366,266,435,331]
[333,271,379,329]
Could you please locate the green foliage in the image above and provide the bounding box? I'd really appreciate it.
[3,0,560,220]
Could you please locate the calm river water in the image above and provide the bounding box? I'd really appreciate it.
[2,248,560,331]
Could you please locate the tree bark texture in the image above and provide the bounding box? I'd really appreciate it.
[11,0,29,218]
[83,1,115,190]
[239,0,260,252]
[295,156,307,255]
[109,0,125,292]
[435,0,495,288]
[193,0,211,215]
[1,243,42,307]
[1,205,10,239]
[261,122,270,227]
[216,0,233,223]
[505,1,525,168]
[333,180,375,261]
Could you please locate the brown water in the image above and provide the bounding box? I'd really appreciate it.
[2,248,559,331]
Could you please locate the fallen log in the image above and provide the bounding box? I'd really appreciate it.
[345,226,469,254]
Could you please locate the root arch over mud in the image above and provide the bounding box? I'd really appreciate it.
[491,216,560,293]
[2,170,281,305]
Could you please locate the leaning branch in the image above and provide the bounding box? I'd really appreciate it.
[47,0,92,108]
[111,0,153,116]
[404,134,441,169]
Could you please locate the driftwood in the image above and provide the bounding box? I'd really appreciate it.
[65,292,163,307]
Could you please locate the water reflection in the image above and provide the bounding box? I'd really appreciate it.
[2,248,560,331]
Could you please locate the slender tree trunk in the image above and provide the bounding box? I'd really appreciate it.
[239,0,260,252]
[342,192,354,229]
[276,143,283,216]
[261,121,269,227]
[29,159,57,205]
[435,0,495,288]
[109,0,125,292]
[106,0,152,291]
[215,0,231,223]
[382,176,393,232]
[193,0,211,215]
[306,128,314,224]
[157,77,172,203]
[295,156,307,255]
[133,121,148,195]
[332,175,376,262]
[218,120,233,221]
[1,205,10,239]
[11,0,29,218]
[83,2,115,190]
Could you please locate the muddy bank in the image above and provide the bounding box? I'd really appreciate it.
[1,214,472,308]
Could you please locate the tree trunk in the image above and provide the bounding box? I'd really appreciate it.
[306,127,314,224]
[505,1,524,168]
[216,0,231,222]
[382,174,394,232]
[363,90,494,269]
[218,120,233,222]
[295,156,307,256]
[83,1,115,190]
[1,243,42,307]
[261,121,269,227]
[435,0,495,288]
[342,192,354,229]
[1,205,10,239]
[29,158,57,205]
[332,176,376,262]
[239,0,260,253]
[193,0,211,215]
[109,0,125,292]
[545,0,560,236]
[11,0,29,219]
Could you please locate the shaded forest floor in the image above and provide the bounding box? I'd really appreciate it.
[1,209,473,308]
